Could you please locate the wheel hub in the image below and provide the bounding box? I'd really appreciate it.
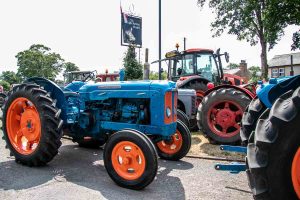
[292,148,300,198]
[208,101,243,138]
[111,141,145,180]
[6,97,41,155]
[215,109,235,128]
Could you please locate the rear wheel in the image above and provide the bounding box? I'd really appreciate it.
[247,89,300,199]
[240,97,266,145]
[197,88,251,144]
[156,120,191,161]
[177,109,190,129]
[2,84,63,166]
[103,129,157,190]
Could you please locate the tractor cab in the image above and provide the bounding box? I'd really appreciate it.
[160,48,229,85]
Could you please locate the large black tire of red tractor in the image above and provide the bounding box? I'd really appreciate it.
[240,97,266,146]
[184,80,208,92]
[103,129,158,190]
[197,88,251,144]
[177,109,190,129]
[2,83,63,166]
[246,89,300,199]
[155,120,191,161]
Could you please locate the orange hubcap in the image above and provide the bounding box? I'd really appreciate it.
[6,97,41,155]
[111,141,146,180]
[292,148,300,198]
[157,130,183,155]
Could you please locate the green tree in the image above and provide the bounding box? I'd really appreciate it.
[149,71,168,80]
[16,44,64,80]
[0,80,10,91]
[248,66,261,83]
[123,46,143,80]
[197,0,300,79]
[64,62,80,73]
[0,71,21,85]
[226,63,239,69]
[292,30,300,51]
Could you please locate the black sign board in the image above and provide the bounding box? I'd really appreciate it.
[121,12,142,47]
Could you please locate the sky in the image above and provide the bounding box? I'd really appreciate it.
[0,0,299,75]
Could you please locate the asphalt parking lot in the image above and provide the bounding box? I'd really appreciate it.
[0,111,252,200]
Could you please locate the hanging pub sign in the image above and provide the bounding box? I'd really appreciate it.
[121,9,142,47]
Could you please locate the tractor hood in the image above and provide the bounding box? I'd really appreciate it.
[78,80,176,93]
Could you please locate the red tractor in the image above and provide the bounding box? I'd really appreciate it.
[155,48,256,144]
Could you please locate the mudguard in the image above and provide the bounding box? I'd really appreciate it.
[257,75,300,108]
[25,77,68,121]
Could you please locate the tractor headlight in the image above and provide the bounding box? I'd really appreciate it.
[166,107,171,118]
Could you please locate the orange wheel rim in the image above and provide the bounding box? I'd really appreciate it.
[6,97,41,155]
[292,148,300,198]
[111,141,146,180]
[157,130,183,155]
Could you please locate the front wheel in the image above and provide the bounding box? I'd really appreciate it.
[103,129,157,190]
[156,120,191,161]
[177,109,190,129]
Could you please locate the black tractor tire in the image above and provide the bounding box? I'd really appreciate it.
[0,93,7,108]
[240,97,266,146]
[77,138,106,149]
[197,88,251,144]
[184,80,208,92]
[177,109,190,129]
[155,120,191,161]
[247,89,300,199]
[103,129,158,190]
[2,83,63,166]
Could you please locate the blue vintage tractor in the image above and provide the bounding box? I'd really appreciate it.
[215,75,300,199]
[1,77,191,190]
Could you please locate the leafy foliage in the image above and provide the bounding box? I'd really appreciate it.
[123,46,143,80]
[0,71,22,85]
[64,62,80,73]
[292,30,300,51]
[16,44,64,80]
[248,66,261,83]
[149,71,167,80]
[0,80,10,91]
[197,0,300,79]
[225,63,239,69]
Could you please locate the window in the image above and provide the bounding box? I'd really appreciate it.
[271,69,278,77]
[195,53,217,81]
[279,68,285,77]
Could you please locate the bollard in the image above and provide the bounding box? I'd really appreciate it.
[143,48,150,80]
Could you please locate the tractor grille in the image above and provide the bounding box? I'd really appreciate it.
[191,96,196,114]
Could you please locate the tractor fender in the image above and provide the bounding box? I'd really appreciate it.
[204,84,255,99]
[25,77,68,121]
[177,76,210,88]
[257,75,300,108]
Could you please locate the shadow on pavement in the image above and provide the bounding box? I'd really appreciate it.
[0,143,194,200]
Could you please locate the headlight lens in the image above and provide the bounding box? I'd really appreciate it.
[166,107,171,118]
